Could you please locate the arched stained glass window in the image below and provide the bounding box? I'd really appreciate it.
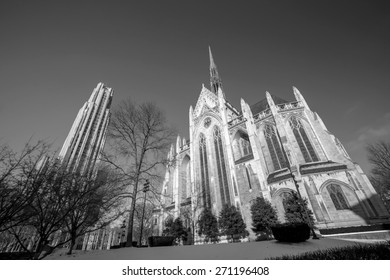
[289,117,319,163]
[264,125,288,171]
[199,133,211,208]
[330,193,341,209]
[327,184,349,210]
[213,126,231,206]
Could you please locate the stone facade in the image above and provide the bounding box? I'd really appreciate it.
[153,49,389,242]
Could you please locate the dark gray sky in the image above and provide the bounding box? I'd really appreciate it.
[1,0,389,174]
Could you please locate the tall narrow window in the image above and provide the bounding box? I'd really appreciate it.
[186,161,191,198]
[180,156,191,201]
[289,117,319,163]
[213,126,231,206]
[232,176,238,196]
[327,184,349,210]
[240,136,252,157]
[264,125,287,171]
[245,166,252,190]
[199,134,211,208]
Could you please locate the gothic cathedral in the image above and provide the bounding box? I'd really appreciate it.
[153,48,389,242]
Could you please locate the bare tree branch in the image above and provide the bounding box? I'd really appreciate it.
[367,141,390,211]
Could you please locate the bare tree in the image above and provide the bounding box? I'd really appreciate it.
[0,139,127,258]
[62,166,126,255]
[8,158,74,259]
[367,141,390,210]
[104,99,175,247]
[0,140,50,233]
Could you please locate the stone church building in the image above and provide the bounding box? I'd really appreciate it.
[153,48,389,242]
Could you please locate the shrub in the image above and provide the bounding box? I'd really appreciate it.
[111,241,137,249]
[162,216,174,235]
[283,192,314,225]
[319,223,390,235]
[147,236,175,247]
[250,196,279,240]
[162,217,187,245]
[218,204,249,242]
[271,222,310,242]
[198,208,219,243]
[0,252,34,260]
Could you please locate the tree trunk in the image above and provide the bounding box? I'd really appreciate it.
[33,241,43,260]
[192,221,195,245]
[126,176,139,247]
[126,207,135,247]
[67,235,76,255]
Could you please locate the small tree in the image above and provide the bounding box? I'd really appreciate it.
[197,208,219,243]
[162,217,187,245]
[218,204,248,242]
[283,192,314,225]
[250,197,279,240]
[162,216,174,236]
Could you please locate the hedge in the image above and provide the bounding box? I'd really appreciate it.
[0,252,34,260]
[148,236,175,247]
[268,241,390,260]
[271,222,310,242]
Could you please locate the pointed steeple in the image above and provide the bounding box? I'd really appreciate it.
[209,46,216,69]
[209,46,223,94]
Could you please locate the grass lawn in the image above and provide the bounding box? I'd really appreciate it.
[44,237,384,260]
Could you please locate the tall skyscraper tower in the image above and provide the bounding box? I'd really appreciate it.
[59,82,113,175]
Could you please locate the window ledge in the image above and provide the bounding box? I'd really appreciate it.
[300,161,347,175]
[267,168,292,184]
[234,154,254,165]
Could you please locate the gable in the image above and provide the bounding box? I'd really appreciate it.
[192,85,219,119]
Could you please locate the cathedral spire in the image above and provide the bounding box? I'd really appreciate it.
[209,46,223,94]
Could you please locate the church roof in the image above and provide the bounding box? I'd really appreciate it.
[250,95,289,115]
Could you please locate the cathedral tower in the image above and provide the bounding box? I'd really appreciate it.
[209,46,223,95]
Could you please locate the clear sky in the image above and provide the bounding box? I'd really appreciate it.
[0,0,389,174]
